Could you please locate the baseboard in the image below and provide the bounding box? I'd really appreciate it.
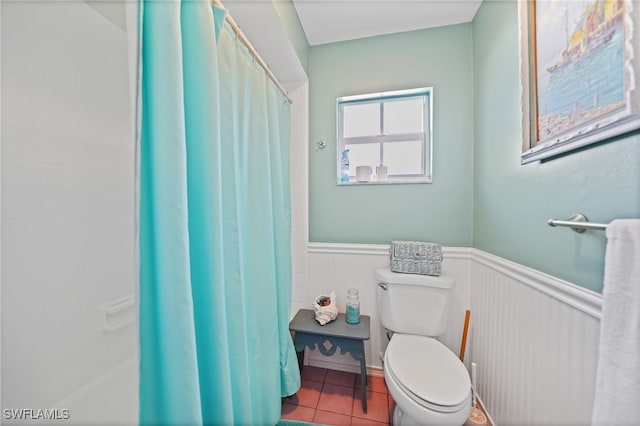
[475,395,495,426]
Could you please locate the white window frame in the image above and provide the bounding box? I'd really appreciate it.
[336,87,433,185]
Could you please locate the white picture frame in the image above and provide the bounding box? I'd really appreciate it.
[519,0,640,164]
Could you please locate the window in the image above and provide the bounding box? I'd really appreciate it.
[337,87,432,184]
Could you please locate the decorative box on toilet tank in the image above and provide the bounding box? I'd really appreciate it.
[389,241,443,276]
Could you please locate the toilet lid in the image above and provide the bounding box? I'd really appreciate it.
[386,334,471,408]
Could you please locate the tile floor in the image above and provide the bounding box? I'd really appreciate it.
[280,366,395,425]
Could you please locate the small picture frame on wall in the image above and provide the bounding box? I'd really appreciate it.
[518,0,640,164]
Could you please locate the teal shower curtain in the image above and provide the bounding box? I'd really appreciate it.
[137,1,300,424]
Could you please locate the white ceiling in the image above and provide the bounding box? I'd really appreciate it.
[292,0,483,46]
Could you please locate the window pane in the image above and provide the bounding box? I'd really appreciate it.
[384,140,423,175]
[383,98,423,135]
[343,102,380,137]
[345,143,380,176]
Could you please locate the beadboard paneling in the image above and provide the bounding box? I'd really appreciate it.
[470,250,601,425]
[305,244,603,425]
[306,243,472,372]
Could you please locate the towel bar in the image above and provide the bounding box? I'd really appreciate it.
[548,213,608,233]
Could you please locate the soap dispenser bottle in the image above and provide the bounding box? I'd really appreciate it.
[346,288,360,324]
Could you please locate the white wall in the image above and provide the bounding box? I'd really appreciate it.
[1,1,137,423]
[287,81,310,318]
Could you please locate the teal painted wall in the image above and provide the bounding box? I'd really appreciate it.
[472,1,640,292]
[308,25,475,246]
[271,0,309,75]
[308,2,639,292]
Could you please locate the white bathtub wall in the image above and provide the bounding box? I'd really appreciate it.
[50,358,138,425]
[470,250,601,425]
[306,243,472,372]
[1,1,137,423]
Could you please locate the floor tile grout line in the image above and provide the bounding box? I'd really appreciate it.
[287,367,393,425]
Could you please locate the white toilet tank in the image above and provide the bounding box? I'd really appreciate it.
[377,268,455,337]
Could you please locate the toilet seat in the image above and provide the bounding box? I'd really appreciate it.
[385,334,471,413]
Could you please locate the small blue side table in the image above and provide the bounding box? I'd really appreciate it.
[289,308,371,413]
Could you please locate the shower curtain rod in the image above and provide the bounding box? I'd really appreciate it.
[211,0,293,104]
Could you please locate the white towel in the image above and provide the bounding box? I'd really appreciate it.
[592,219,640,425]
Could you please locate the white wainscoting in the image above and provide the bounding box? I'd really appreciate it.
[470,250,601,425]
[305,243,603,425]
[306,243,473,373]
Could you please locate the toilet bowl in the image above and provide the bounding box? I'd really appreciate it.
[383,334,471,425]
[376,268,471,425]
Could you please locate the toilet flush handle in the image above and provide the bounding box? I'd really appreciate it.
[378,282,388,291]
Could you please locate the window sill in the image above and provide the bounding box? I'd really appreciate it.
[337,178,431,186]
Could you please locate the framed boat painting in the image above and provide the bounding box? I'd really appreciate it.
[519,0,640,164]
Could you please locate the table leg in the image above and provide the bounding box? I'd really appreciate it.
[359,343,367,414]
[296,349,304,371]
[293,334,304,372]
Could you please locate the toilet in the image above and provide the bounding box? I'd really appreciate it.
[377,268,471,425]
